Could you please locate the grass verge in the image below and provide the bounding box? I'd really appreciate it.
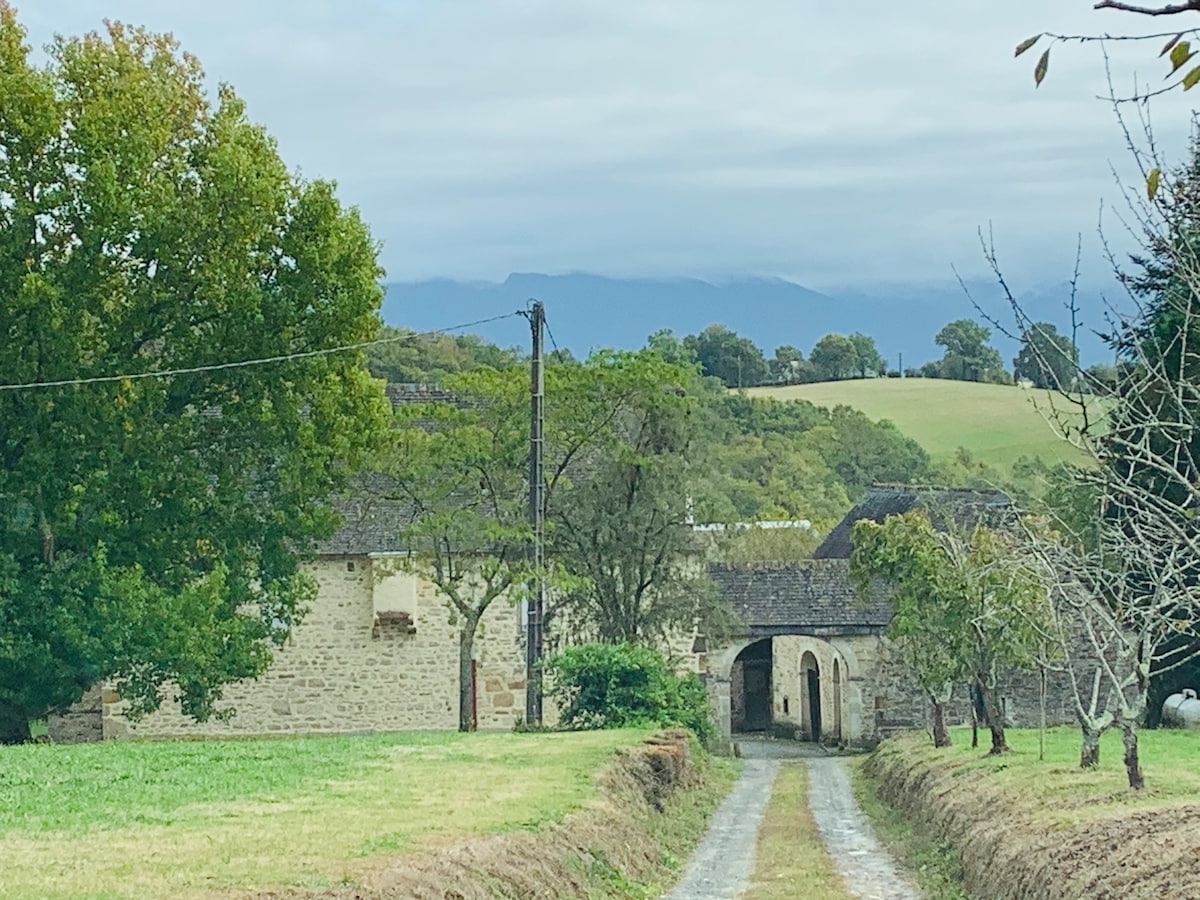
[743,761,850,900]
[851,758,968,900]
[862,727,1200,900]
[0,728,661,898]
[329,729,742,899]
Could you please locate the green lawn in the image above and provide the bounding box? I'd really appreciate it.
[0,728,653,899]
[746,379,1095,473]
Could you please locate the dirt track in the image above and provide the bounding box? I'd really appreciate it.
[665,738,919,900]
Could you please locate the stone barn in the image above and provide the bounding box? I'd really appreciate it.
[51,483,1081,744]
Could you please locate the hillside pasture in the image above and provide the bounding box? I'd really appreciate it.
[746,379,1094,473]
[0,729,657,899]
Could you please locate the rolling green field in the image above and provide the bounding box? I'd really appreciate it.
[746,379,1095,472]
[0,728,653,899]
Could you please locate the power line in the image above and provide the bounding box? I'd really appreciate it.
[0,311,523,393]
[542,313,565,361]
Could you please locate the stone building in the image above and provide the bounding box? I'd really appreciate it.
[51,484,1080,745]
[702,485,1079,747]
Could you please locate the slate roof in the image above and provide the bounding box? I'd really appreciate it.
[315,384,455,555]
[315,473,416,555]
[813,484,1012,560]
[709,559,892,636]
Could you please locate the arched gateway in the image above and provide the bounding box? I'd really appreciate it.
[702,559,892,746]
[698,486,1017,747]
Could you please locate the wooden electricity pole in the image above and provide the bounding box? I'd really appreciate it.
[525,300,546,725]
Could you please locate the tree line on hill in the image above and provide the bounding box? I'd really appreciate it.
[367,316,1117,393]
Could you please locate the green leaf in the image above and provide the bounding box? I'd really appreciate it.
[1169,41,1195,76]
[1147,167,1162,201]
[1034,48,1050,87]
[1184,64,1200,90]
[1014,34,1042,58]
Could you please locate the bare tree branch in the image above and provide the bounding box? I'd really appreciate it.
[1094,0,1200,15]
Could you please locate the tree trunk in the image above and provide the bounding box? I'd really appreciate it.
[931,696,951,748]
[458,614,480,732]
[1080,724,1101,769]
[1119,719,1144,791]
[970,681,984,749]
[976,677,1009,755]
[0,702,31,745]
[1038,664,1047,762]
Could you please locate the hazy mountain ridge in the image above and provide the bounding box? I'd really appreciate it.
[383,273,1119,367]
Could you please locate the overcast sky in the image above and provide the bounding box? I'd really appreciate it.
[19,1,1200,290]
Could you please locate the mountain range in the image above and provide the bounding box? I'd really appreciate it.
[383,273,1122,369]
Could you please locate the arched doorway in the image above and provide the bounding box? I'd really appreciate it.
[731,639,772,733]
[801,651,821,741]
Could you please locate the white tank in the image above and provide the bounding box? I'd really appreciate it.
[1162,689,1200,727]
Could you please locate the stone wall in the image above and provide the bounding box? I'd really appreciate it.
[46,687,103,743]
[856,636,1080,739]
[102,555,527,738]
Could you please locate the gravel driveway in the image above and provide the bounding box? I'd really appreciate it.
[662,737,921,900]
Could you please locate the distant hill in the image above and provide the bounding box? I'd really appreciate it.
[384,273,1118,367]
[745,379,1094,473]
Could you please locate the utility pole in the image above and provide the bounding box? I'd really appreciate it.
[525,300,546,725]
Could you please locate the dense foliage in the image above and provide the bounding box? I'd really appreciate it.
[544,642,715,744]
[850,512,1049,753]
[0,11,388,742]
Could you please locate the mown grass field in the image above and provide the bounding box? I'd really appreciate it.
[0,728,654,899]
[746,379,1095,473]
[915,725,1200,823]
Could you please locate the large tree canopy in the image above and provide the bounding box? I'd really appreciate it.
[933,319,1008,383]
[1013,322,1079,390]
[0,9,388,742]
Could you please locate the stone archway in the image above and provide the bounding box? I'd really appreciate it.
[731,639,772,733]
[706,634,859,745]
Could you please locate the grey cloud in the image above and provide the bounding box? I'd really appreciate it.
[18,0,1193,287]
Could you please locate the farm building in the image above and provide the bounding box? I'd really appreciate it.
[50,483,1081,745]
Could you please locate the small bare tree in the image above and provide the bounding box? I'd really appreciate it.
[976,127,1200,789]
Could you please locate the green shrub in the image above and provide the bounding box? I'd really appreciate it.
[544,642,715,744]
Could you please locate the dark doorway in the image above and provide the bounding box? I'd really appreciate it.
[733,639,773,733]
[743,662,772,731]
[806,668,822,740]
[801,650,821,742]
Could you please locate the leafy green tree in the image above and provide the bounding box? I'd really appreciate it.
[548,354,733,644]
[365,326,520,384]
[684,324,769,388]
[769,345,810,384]
[850,512,1049,753]
[0,11,389,743]
[809,333,859,381]
[645,328,697,366]
[379,368,533,732]
[848,332,887,378]
[934,319,1007,382]
[704,433,849,530]
[819,407,933,499]
[1013,323,1078,389]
